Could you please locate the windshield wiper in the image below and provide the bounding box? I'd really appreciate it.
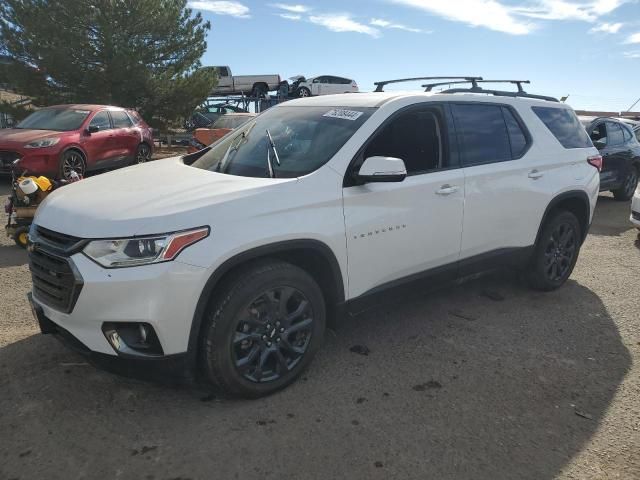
[265,129,281,179]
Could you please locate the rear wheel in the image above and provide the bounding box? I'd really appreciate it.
[201,260,325,398]
[59,150,86,179]
[525,210,581,291]
[251,83,268,98]
[612,167,638,201]
[134,143,151,164]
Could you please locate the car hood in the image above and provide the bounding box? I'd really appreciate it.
[0,129,64,145]
[34,156,295,238]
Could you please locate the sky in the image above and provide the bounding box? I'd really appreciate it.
[188,0,640,112]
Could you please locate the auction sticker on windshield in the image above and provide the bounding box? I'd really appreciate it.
[323,109,364,121]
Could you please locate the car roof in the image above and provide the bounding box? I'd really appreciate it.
[285,91,565,109]
[43,104,127,111]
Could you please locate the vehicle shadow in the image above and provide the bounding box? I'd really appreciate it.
[589,194,634,237]
[0,274,630,480]
[0,243,28,268]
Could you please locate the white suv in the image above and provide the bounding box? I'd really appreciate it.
[27,80,601,397]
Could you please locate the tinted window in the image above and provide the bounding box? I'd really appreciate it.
[590,123,607,146]
[607,122,624,146]
[89,111,111,130]
[191,106,373,178]
[503,107,528,157]
[16,108,91,131]
[110,111,133,128]
[452,104,511,165]
[622,125,632,142]
[532,107,592,149]
[364,107,445,174]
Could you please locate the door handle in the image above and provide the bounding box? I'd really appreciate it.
[528,169,544,180]
[435,184,459,195]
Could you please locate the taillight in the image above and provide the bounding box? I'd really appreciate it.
[588,155,603,172]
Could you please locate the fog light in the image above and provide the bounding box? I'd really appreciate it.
[102,322,163,357]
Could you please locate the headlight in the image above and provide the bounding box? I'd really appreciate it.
[83,227,209,268]
[24,138,61,148]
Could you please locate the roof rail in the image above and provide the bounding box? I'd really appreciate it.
[428,79,558,102]
[374,76,482,93]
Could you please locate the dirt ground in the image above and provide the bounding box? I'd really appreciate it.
[0,178,638,480]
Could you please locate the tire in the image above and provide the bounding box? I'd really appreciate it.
[612,166,638,201]
[133,143,151,164]
[297,87,311,98]
[201,260,326,398]
[13,226,29,248]
[251,83,268,98]
[525,210,582,291]
[59,150,86,179]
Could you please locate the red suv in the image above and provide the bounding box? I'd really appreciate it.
[0,104,154,179]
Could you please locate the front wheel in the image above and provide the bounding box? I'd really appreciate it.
[201,260,326,398]
[297,87,311,98]
[59,150,86,179]
[612,167,638,201]
[525,210,581,291]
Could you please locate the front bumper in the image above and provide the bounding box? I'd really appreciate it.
[29,293,190,382]
[0,147,60,176]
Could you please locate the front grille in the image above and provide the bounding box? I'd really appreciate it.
[29,227,84,313]
[0,150,20,169]
[632,211,640,221]
[35,226,82,251]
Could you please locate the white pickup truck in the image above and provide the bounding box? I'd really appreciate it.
[207,66,282,97]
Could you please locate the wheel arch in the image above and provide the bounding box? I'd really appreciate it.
[535,190,591,246]
[251,81,269,94]
[186,239,346,368]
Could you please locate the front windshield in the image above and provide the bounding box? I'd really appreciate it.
[16,108,91,131]
[190,106,374,178]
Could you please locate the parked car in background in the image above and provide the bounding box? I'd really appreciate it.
[205,66,281,97]
[0,105,153,179]
[580,116,640,201]
[621,119,640,142]
[294,75,359,97]
[631,186,640,231]
[184,103,248,131]
[187,113,256,153]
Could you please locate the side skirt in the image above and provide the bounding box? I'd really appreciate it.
[344,246,534,316]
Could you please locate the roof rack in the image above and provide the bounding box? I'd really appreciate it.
[374,76,483,93]
[427,79,558,102]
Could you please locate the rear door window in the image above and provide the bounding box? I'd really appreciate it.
[502,107,528,158]
[89,111,112,130]
[110,110,133,128]
[452,104,512,166]
[532,106,592,149]
[607,122,624,146]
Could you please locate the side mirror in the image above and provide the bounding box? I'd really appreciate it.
[86,125,99,134]
[593,140,606,150]
[356,156,407,183]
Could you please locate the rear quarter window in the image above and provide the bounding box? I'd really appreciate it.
[532,107,592,149]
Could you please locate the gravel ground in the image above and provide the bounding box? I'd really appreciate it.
[0,178,638,480]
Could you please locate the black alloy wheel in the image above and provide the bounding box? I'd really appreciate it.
[201,260,326,398]
[233,286,314,383]
[613,168,638,201]
[525,210,581,291]
[543,221,577,282]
